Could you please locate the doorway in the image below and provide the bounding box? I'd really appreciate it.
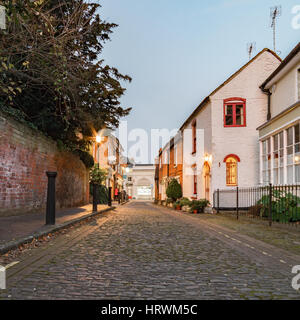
[203,162,211,201]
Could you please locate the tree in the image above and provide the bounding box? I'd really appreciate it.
[166,179,182,202]
[0,0,131,151]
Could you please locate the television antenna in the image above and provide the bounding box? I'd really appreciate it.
[247,42,256,60]
[270,5,282,54]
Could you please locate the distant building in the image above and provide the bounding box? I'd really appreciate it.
[125,164,155,200]
[92,132,126,199]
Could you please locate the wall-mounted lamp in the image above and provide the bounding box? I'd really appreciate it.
[204,154,212,163]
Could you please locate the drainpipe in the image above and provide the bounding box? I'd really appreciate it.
[261,87,272,121]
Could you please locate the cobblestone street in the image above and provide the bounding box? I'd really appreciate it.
[1,202,300,300]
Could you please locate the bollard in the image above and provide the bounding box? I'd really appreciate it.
[46,172,57,225]
[92,183,98,213]
[108,187,112,207]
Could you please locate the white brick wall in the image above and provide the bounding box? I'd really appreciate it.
[182,50,281,203]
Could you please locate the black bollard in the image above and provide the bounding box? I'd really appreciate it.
[92,183,98,213]
[108,187,112,207]
[46,172,57,225]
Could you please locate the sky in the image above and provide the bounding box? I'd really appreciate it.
[98,0,300,163]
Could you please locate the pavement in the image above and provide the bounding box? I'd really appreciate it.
[0,204,111,253]
[0,201,300,299]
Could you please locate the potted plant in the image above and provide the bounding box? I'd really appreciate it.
[166,179,183,205]
[173,200,181,210]
[190,199,210,214]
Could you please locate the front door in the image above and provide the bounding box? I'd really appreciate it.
[204,162,211,201]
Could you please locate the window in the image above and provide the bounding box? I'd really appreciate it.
[287,127,294,184]
[192,120,196,153]
[224,155,239,186]
[224,98,246,127]
[174,145,178,167]
[273,133,284,184]
[262,139,271,184]
[298,69,300,100]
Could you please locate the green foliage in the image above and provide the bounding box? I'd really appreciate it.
[179,197,192,207]
[257,190,300,223]
[74,149,94,168]
[190,199,210,213]
[90,184,108,204]
[89,165,107,185]
[173,199,181,209]
[166,179,182,202]
[0,0,132,151]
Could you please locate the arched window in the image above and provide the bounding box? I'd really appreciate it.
[224,154,240,186]
[224,98,246,127]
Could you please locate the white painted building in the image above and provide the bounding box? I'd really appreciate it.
[125,164,155,200]
[181,48,281,204]
[258,42,300,185]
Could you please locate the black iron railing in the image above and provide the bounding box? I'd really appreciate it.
[213,184,300,226]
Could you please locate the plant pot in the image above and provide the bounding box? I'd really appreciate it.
[176,205,181,210]
[193,210,198,214]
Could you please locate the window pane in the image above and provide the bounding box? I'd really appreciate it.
[287,127,293,146]
[279,132,283,148]
[225,116,233,125]
[296,165,300,183]
[274,135,278,151]
[226,105,233,115]
[273,168,278,185]
[236,105,243,115]
[287,166,293,184]
[295,124,299,144]
[287,146,293,165]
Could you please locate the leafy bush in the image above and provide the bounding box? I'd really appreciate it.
[257,190,300,223]
[190,199,210,213]
[90,184,109,204]
[90,165,108,185]
[179,197,192,207]
[173,199,181,209]
[166,179,182,202]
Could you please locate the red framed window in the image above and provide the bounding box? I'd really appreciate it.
[224,98,246,127]
[192,120,196,153]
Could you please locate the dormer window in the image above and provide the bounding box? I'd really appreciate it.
[224,98,246,127]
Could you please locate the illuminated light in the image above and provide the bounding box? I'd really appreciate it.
[295,156,300,163]
[96,135,101,143]
[125,167,130,173]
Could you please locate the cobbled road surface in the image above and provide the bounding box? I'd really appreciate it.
[1,201,300,300]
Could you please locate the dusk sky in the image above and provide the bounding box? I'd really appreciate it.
[99,0,300,163]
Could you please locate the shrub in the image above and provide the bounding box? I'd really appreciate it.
[166,179,182,202]
[90,184,109,204]
[257,190,300,223]
[90,165,108,185]
[179,197,192,207]
[190,199,210,213]
[173,199,181,209]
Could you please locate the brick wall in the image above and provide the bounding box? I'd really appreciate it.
[0,112,89,217]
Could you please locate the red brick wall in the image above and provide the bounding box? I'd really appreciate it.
[0,112,89,217]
